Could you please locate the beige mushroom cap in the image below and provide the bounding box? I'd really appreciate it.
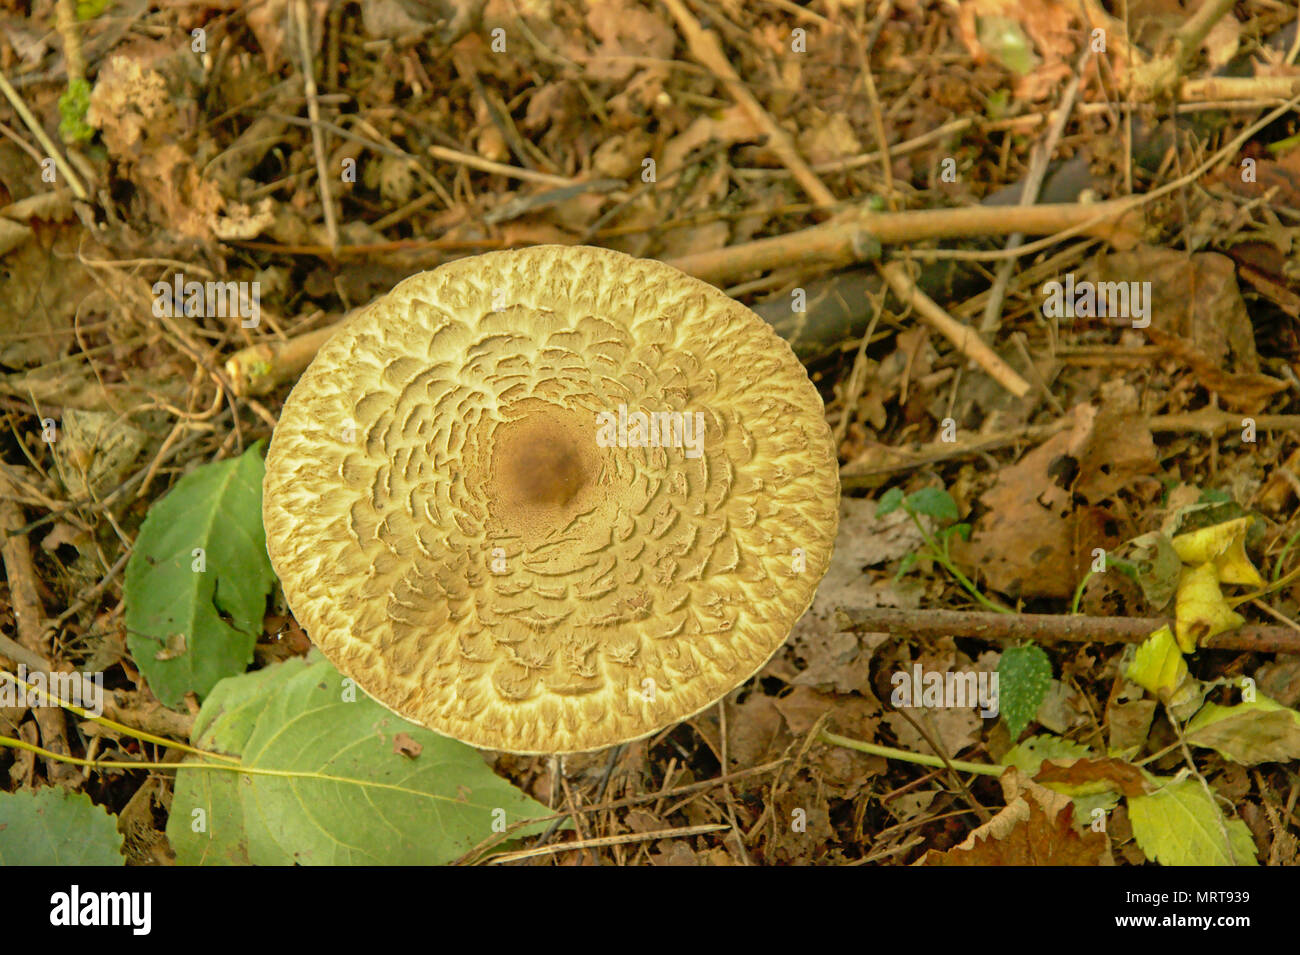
[263,245,839,754]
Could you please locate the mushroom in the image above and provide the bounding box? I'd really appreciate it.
[262,245,839,754]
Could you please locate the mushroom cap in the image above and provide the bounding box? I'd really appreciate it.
[263,245,839,754]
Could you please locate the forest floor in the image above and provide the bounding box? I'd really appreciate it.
[1,0,1299,865]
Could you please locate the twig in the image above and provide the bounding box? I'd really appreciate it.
[1147,408,1300,436]
[0,72,88,200]
[533,742,628,845]
[1012,331,1064,415]
[0,467,79,784]
[879,260,1031,398]
[225,324,342,396]
[832,288,887,446]
[50,549,128,632]
[484,823,730,864]
[1182,76,1300,101]
[836,606,1300,653]
[840,407,1300,483]
[667,198,1143,282]
[54,0,85,84]
[293,0,338,253]
[660,0,836,212]
[453,757,788,864]
[980,45,1092,334]
[1129,0,1239,98]
[1170,0,1239,75]
[221,197,1144,395]
[716,699,752,864]
[427,144,578,187]
[892,707,993,823]
[820,730,1003,776]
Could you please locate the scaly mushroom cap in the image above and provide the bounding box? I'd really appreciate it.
[263,245,839,754]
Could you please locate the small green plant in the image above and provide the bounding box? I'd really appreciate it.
[876,484,1006,614]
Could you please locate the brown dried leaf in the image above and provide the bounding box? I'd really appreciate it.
[1034,757,1152,797]
[953,403,1091,599]
[1145,327,1286,411]
[923,784,1109,865]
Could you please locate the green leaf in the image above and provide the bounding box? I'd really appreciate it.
[0,789,124,865]
[998,644,1052,739]
[168,654,556,865]
[1125,531,1181,609]
[1185,693,1300,765]
[125,444,274,708]
[906,487,959,522]
[876,487,904,516]
[1001,734,1092,775]
[894,550,919,579]
[169,658,311,866]
[984,89,1009,121]
[1128,777,1257,866]
[976,15,1037,76]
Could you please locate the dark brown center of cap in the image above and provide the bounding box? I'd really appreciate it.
[484,400,604,538]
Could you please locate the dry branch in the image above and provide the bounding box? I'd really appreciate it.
[837,606,1300,654]
[0,468,80,784]
[225,197,1142,395]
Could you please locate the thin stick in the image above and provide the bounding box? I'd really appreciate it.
[1171,0,1239,75]
[0,468,78,783]
[427,145,581,187]
[668,198,1142,282]
[841,408,1300,482]
[980,45,1092,334]
[836,606,1300,654]
[225,324,341,396]
[660,0,836,212]
[0,72,88,200]
[293,0,338,253]
[54,0,85,83]
[820,730,1003,777]
[484,823,731,864]
[879,260,1031,398]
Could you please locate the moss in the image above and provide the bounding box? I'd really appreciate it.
[58,78,94,144]
[76,0,113,20]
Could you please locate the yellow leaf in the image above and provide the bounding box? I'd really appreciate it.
[1126,627,1188,701]
[1128,777,1258,866]
[1185,693,1300,765]
[1174,563,1245,652]
[1171,516,1264,587]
